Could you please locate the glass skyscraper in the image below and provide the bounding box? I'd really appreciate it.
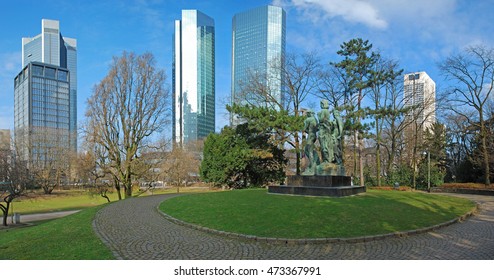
[14,19,77,162]
[231,5,286,122]
[173,10,215,146]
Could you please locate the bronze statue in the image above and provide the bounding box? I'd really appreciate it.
[301,99,346,176]
[303,110,319,175]
[317,99,333,164]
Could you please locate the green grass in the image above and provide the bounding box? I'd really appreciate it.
[10,192,111,214]
[0,206,114,259]
[10,186,213,214]
[160,189,476,239]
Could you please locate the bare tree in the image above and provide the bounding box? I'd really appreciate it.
[85,52,170,198]
[439,45,494,187]
[234,52,321,174]
[28,127,72,194]
[162,142,200,193]
[317,64,348,110]
[381,74,407,176]
[368,58,403,186]
[403,84,438,189]
[0,140,32,226]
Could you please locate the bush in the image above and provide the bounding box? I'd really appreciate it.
[416,160,445,190]
[200,124,286,189]
[440,182,494,189]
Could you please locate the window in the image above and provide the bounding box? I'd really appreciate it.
[32,65,44,76]
[45,67,56,79]
[58,70,68,81]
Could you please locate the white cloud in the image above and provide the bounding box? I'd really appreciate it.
[280,0,388,29]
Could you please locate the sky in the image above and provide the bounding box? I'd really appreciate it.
[1,0,493,138]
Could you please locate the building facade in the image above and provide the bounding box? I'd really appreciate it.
[403,71,436,131]
[14,62,71,163]
[14,19,76,163]
[231,5,286,123]
[173,10,215,146]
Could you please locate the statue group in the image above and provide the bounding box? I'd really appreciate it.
[303,99,345,176]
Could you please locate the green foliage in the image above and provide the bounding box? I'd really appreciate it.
[160,189,475,239]
[414,122,447,189]
[424,123,448,169]
[227,103,303,145]
[200,124,287,189]
[454,158,483,183]
[416,159,445,190]
[386,164,414,187]
[333,38,380,135]
[0,206,114,259]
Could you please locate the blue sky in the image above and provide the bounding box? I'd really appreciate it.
[1,0,493,136]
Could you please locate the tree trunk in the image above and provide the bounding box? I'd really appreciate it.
[359,136,364,187]
[387,132,397,179]
[480,117,491,187]
[295,132,301,175]
[114,179,122,200]
[1,206,8,226]
[353,130,358,180]
[358,90,364,187]
[125,180,132,198]
[412,123,419,189]
[376,117,381,187]
[1,198,11,226]
[124,165,133,198]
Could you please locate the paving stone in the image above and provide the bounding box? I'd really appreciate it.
[92,193,494,260]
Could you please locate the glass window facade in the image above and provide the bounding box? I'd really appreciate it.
[14,63,71,163]
[16,19,77,162]
[231,5,286,120]
[173,10,215,145]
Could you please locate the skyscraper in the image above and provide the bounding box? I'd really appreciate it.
[173,10,215,146]
[403,71,436,131]
[231,5,286,122]
[14,19,77,162]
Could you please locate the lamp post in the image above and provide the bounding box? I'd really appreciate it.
[423,151,431,192]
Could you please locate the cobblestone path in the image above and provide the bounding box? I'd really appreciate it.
[92,193,494,259]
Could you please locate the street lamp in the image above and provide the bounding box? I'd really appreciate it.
[423,151,431,192]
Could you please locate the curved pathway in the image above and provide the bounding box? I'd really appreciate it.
[92,193,494,259]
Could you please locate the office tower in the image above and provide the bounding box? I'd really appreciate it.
[231,5,286,122]
[173,10,215,146]
[403,71,436,131]
[14,19,76,163]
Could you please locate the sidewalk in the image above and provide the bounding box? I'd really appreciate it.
[0,210,80,229]
[93,193,494,259]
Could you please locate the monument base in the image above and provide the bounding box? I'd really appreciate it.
[268,175,366,197]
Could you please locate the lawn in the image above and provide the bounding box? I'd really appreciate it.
[0,206,114,259]
[0,186,213,260]
[9,186,212,215]
[159,189,476,239]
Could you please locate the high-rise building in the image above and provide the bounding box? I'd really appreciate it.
[231,5,286,122]
[403,71,436,131]
[173,10,215,146]
[14,19,77,163]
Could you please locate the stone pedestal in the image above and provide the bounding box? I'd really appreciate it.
[268,175,366,197]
